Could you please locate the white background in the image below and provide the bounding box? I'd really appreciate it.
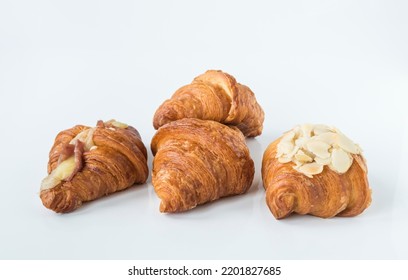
[1,0,407,259]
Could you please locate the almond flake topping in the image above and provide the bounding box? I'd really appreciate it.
[276,124,364,177]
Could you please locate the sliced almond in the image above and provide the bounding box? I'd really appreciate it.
[276,123,364,177]
[313,124,333,135]
[298,162,324,178]
[281,130,296,142]
[292,126,301,137]
[295,137,308,149]
[314,157,331,165]
[286,146,300,159]
[278,156,292,164]
[295,150,313,163]
[330,148,352,173]
[292,159,303,167]
[277,140,295,156]
[307,140,331,159]
[313,132,336,146]
[337,132,359,154]
[110,120,129,129]
[300,124,314,138]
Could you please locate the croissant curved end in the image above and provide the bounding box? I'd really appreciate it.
[40,187,82,213]
[153,103,178,130]
[159,199,195,213]
[155,181,197,213]
[266,184,297,219]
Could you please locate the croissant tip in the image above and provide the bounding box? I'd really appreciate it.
[40,190,81,214]
[272,211,291,220]
[267,192,296,220]
[159,200,172,213]
[159,203,176,213]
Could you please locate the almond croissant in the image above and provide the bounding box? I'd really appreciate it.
[151,118,255,212]
[262,124,371,219]
[153,70,265,137]
[40,120,148,213]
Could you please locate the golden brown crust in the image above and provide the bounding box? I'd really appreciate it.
[151,118,255,213]
[40,121,148,213]
[262,137,371,219]
[153,70,264,137]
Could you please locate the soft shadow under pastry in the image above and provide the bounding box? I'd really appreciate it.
[151,118,255,213]
[40,120,148,213]
[153,70,264,137]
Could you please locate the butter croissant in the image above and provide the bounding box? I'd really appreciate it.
[262,124,371,219]
[40,120,148,213]
[151,118,255,212]
[153,70,265,137]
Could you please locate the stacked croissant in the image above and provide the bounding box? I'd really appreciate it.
[40,70,371,219]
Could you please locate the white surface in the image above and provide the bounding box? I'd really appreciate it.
[1,0,408,260]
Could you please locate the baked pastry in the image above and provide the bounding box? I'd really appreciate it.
[151,118,255,212]
[262,124,371,219]
[153,70,265,137]
[40,120,148,213]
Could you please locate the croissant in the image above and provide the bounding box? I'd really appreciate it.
[40,120,148,213]
[151,118,255,212]
[153,70,265,137]
[262,124,371,219]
